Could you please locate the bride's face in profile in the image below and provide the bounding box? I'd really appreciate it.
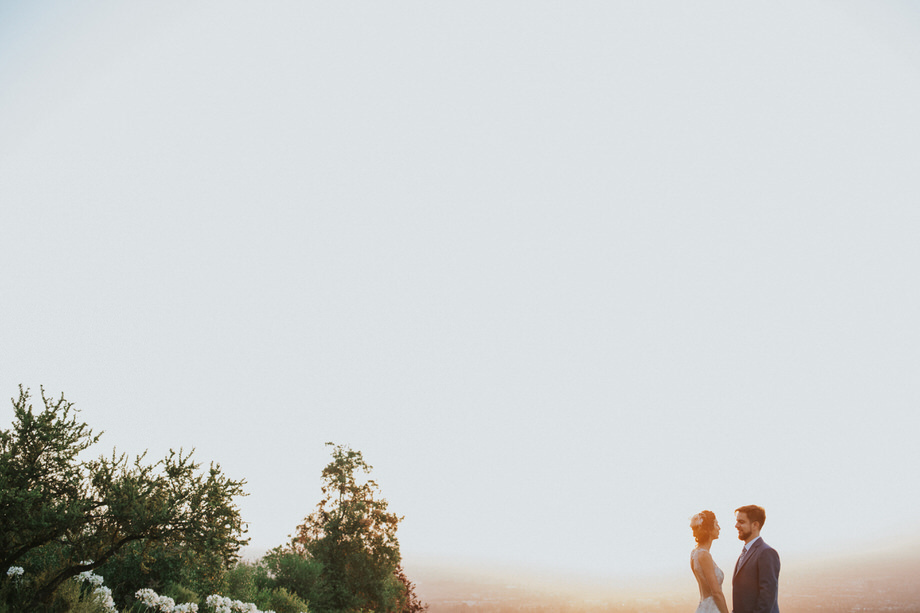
[712,520,721,540]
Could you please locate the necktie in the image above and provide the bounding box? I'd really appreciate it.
[737,544,749,569]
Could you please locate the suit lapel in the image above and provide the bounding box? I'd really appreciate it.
[734,538,763,577]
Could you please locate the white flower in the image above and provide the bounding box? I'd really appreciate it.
[92,585,117,612]
[137,587,165,608]
[206,594,234,613]
[137,588,205,613]
[6,566,24,578]
[205,595,271,613]
[690,512,705,528]
[137,588,158,603]
[76,570,105,587]
[206,594,226,607]
[156,594,176,611]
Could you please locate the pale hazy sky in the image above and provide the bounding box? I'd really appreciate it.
[2,2,920,580]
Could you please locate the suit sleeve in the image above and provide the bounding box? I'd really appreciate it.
[753,547,780,613]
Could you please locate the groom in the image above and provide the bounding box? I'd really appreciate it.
[732,504,780,613]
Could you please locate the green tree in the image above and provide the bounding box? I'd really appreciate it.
[393,564,427,613]
[96,540,203,609]
[259,547,325,607]
[290,443,424,613]
[0,386,249,611]
[222,560,309,613]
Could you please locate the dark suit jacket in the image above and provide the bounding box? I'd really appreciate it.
[732,537,780,613]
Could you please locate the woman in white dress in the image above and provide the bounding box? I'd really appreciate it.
[690,510,730,613]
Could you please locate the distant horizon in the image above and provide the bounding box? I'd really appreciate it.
[241,525,920,586]
[403,538,920,607]
[236,489,920,581]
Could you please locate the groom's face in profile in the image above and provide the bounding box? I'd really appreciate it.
[735,512,756,542]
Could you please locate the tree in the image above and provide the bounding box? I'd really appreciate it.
[393,564,428,613]
[289,443,425,613]
[258,546,324,607]
[0,386,249,610]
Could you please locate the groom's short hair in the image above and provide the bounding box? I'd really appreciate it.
[735,505,766,528]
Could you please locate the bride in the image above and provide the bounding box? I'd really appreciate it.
[690,510,730,613]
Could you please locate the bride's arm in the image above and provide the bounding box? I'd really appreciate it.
[697,550,730,613]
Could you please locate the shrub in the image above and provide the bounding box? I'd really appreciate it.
[260,548,325,608]
[48,578,115,613]
[253,587,309,613]
[163,582,200,606]
[222,562,266,604]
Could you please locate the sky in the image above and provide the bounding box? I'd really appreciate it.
[2,1,920,581]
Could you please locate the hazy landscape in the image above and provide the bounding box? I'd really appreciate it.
[407,547,920,613]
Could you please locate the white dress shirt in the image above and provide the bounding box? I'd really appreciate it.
[742,535,762,554]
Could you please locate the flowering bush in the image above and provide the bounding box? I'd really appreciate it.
[205,595,232,613]
[90,585,117,612]
[136,587,189,612]
[76,570,105,588]
[135,588,274,613]
[205,593,275,613]
[74,569,117,612]
[5,566,24,579]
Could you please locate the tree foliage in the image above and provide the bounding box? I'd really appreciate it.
[222,559,310,613]
[0,386,249,610]
[289,443,426,613]
[393,564,427,613]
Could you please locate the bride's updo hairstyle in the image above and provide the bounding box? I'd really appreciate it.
[690,510,717,544]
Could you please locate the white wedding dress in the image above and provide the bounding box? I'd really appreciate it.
[691,548,724,613]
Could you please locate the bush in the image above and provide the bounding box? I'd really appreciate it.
[261,548,326,608]
[254,587,309,613]
[163,582,200,606]
[98,542,183,608]
[220,556,311,613]
[222,561,261,603]
[0,572,26,613]
[47,579,113,613]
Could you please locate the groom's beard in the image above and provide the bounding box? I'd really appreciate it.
[737,528,752,541]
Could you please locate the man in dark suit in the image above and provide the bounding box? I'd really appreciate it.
[732,505,780,613]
